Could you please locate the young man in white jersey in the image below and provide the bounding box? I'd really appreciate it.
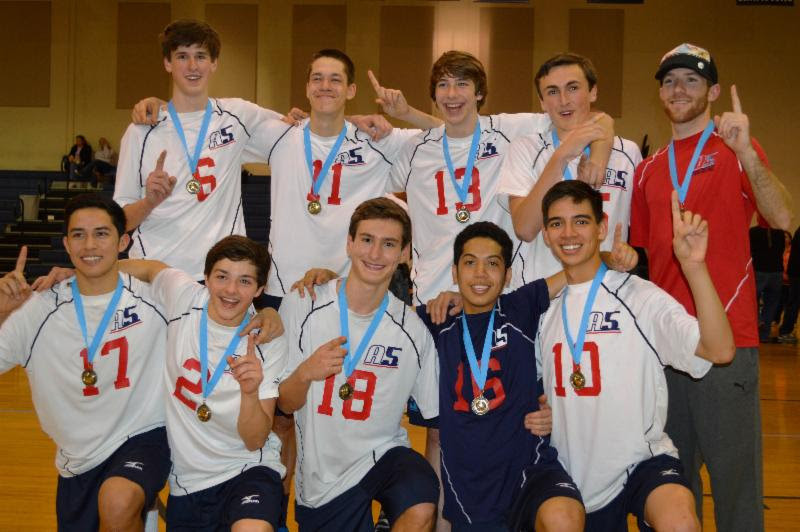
[255,49,440,307]
[278,197,439,531]
[533,180,735,530]
[500,53,641,279]
[0,194,171,531]
[115,235,288,531]
[381,50,613,305]
[115,19,287,280]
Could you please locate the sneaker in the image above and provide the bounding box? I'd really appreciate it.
[777,334,798,344]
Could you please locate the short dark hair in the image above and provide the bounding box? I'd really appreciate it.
[64,194,126,237]
[160,19,221,60]
[307,49,355,85]
[348,197,412,249]
[429,51,488,110]
[542,180,604,224]
[453,221,513,268]
[534,53,598,99]
[204,236,269,287]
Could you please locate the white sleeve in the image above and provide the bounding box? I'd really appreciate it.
[498,135,540,207]
[642,284,709,378]
[278,292,308,380]
[151,268,204,318]
[386,138,414,194]
[0,298,42,373]
[247,113,294,165]
[241,101,287,164]
[410,326,439,419]
[257,335,289,400]
[495,112,551,140]
[376,128,422,163]
[113,124,146,207]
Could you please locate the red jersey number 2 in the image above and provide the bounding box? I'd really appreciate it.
[434,168,481,216]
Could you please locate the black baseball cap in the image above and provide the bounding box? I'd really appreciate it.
[655,43,718,85]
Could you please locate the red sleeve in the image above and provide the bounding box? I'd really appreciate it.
[629,161,649,248]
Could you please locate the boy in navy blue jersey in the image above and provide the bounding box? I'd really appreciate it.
[415,222,584,531]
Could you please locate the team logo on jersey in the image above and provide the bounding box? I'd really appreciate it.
[112,306,141,333]
[660,468,680,476]
[491,324,509,350]
[603,169,628,191]
[586,311,621,334]
[694,152,716,174]
[478,141,499,160]
[123,461,144,471]
[334,147,365,166]
[208,125,235,150]
[363,345,401,369]
[241,494,260,505]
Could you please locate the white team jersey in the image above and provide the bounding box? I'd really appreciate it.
[499,131,641,279]
[0,274,167,476]
[535,270,710,512]
[151,268,287,495]
[387,113,552,305]
[254,120,418,296]
[279,280,438,508]
[115,98,281,279]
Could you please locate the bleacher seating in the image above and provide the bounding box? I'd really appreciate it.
[0,170,272,282]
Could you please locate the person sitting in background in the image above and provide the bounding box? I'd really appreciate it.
[61,135,93,180]
[80,137,118,186]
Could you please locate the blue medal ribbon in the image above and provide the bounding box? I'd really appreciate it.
[442,121,481,206]
[338,279,389,379]
[72,276,124,368]
[551,130,591,181]
[167,100,214,176]
[304,123,348,198]
[561,263,607,368]
[668,120,715,207]
[199,301,250,402]
[460,307,496,392]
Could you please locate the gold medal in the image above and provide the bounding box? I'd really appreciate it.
[308,200,322,215]
[186,179,201,195]
[455,207,470,223]
[338,382,353,400]
[570,370,586,390]
[196,403,212,422]
[81,369,97,386]
[471,394,490,415]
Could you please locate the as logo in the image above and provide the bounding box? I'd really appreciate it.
[363,345,400,369]
[492,324,509,350]
[603,169,628,190]
[587,311,621,333]
[479,141,498,160]
[112,306,141,332]
[695,152,716,174]
[336,147,365,166]
[209,125,235,149]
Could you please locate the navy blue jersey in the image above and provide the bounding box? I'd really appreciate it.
[417,279,559,526]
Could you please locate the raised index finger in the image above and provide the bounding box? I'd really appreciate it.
[731,85,742,114]
[367,70,383,94]
[613,223,622,247]
[670,190,681,231]
[14,245,27,273]
[155,150,166,171]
